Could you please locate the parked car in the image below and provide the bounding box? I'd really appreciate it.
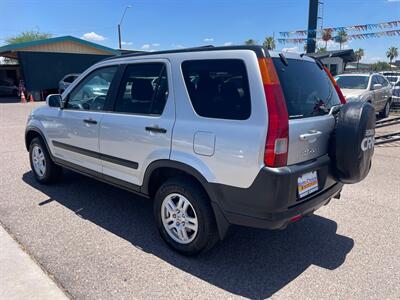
[335,73,392,118]
[25,46,375,255]
[0,79,18,97]
[384,74,400,104]
[58,73,80,94]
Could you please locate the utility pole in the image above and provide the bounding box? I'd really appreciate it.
[306,0,318,53]
[118,5,132,49]
[118,24,122,49]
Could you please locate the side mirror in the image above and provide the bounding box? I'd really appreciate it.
[46,94,62,107]
[372,83,382,90]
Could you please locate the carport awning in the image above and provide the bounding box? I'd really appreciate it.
[18,52,112,91]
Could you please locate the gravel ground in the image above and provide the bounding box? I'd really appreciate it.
[0,101,399,299]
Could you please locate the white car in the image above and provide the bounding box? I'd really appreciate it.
[335,73,392,118]
[384,74,400,103]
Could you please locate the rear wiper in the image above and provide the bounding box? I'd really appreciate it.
[279,53,288,66]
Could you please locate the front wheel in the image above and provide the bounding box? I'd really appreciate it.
[29,137,61,184]
[153,178,219,255]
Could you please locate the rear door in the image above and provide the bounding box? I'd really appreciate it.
[99,60,174,186]
[370,75,384,111]
[272,56,341,165]
[378,75,392,104]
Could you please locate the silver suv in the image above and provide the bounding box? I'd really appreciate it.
[25,46,375,255]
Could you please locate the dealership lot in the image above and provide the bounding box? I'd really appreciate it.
[0,101,399,299]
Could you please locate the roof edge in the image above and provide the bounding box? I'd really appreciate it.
[0,35,118,55]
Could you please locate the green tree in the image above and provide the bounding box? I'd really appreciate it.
[262,36,276,50]
[354,48,364,70]
[321,29,332,48]
[317,47,327,53]
[334,29,348,50]
[386,46,398,65]
[244,39,257,45]
[6,30,52,44]
[371,61,391,72]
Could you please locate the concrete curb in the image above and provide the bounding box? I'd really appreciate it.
[0,226,69,300]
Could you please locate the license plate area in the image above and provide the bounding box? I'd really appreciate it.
[297,171,319,199]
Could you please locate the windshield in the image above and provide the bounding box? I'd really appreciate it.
[335,76,369,89]
[272,58,341,119]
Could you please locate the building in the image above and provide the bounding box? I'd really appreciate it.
[308,49,356,76]
[0,36,119,100]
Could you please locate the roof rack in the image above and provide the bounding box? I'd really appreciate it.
[103,45,267,61]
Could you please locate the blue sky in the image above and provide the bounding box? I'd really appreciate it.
[0,0,399,63]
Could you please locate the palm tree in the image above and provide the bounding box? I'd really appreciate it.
[244,39,257,45]
[386,46,398,65]
[334,29,348,50]
[321,29,332,48]
[354,48,364,70]
[263,36,276,50]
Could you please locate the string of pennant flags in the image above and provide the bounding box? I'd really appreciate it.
[278,29,400,44]
[279,20,400,37]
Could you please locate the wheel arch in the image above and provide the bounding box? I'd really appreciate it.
[25,127,51,155]
[142,160,230,239]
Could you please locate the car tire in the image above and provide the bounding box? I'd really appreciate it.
[153,177,219,255]
[29,137,62,184]
[379,100,390,118]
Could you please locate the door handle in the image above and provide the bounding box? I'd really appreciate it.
[299,130,322,142]
[83,118,97,125]
[145,126,167,134]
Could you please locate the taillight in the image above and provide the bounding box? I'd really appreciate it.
[323,66,346,104]
[258,58,289,167]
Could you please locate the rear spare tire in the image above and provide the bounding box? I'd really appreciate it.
[330,102,375,184]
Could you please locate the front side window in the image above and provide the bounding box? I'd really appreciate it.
[181,59,251,120]
[114,63,168,115]
[67,66,117,111]
[371,76,380,88]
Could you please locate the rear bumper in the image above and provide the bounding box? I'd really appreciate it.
[210,155,343,231]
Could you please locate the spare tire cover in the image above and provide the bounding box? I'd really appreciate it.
[330,101,375,184]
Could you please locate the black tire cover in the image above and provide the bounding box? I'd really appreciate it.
[330,102,376,184]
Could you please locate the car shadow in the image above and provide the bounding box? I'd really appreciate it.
[22,170,354,299]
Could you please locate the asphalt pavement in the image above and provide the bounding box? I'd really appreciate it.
[0,100,399,299]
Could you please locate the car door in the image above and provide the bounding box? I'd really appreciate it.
[48,66,118,173]
[99,60,174,186]
[379,75,392,104]
[370,75,384,111]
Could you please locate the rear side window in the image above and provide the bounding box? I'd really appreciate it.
[114,63,168,115]
[182,59,251,120]
[273,58,341,119]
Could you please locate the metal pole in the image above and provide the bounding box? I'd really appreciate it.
[118,24,122,49]
[307,0,318,53]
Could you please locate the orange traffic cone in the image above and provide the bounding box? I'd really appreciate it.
[20,92,26,103]
[29,94,34,103]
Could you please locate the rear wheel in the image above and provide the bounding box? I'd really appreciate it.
[29,137,61,184]
[379,100,390,118]
[153,178,218,255]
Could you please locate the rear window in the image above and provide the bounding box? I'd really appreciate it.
[181,59,251,120]
[335,75,369,89]
[386,76,399,84]
[273,58,341,119]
